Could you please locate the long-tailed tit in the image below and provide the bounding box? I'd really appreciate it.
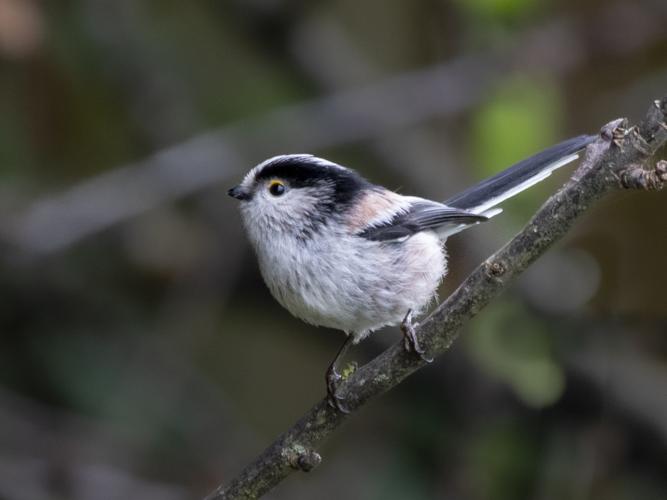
[228,135,593,412]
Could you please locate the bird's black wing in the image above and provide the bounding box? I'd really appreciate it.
[358,201,487,241]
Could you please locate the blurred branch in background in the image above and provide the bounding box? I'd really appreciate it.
[0,321,262,499]
[3,0,665,257]
[2,54,498,255]
[205,99,667,500]
[0,386,187,500]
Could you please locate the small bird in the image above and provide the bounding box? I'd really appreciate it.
[228,135,593,412]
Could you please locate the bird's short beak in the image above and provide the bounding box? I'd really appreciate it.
[228,185,250,201]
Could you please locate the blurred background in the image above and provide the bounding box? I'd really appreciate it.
[0,0,666,499]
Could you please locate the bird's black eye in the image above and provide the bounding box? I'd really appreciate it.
[268,180,286,196]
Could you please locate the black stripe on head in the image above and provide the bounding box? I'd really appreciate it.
[255,155,371,209]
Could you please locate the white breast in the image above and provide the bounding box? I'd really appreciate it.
[252,226,447,343]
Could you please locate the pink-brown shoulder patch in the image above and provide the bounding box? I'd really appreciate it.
[345,189,404,232]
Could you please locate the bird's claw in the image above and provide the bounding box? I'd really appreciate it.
[326,368,350,414]
[401,310,433,363]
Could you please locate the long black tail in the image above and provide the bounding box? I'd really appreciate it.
[445,135,595,213]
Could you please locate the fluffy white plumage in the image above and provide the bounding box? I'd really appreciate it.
[229,136,593,410]
[237,160,444,342]
[232,142,589,342]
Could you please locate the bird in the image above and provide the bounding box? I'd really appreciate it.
[228,135,594,412]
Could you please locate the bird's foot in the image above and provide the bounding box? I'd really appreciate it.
[326,365,350,414]
[401,309,433,363]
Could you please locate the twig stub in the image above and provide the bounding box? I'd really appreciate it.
[620,160,667,191]
[285,445,322,472]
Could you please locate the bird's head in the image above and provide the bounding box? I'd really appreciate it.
[228,154,371,243]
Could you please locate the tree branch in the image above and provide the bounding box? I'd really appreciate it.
[205,97,667,500]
